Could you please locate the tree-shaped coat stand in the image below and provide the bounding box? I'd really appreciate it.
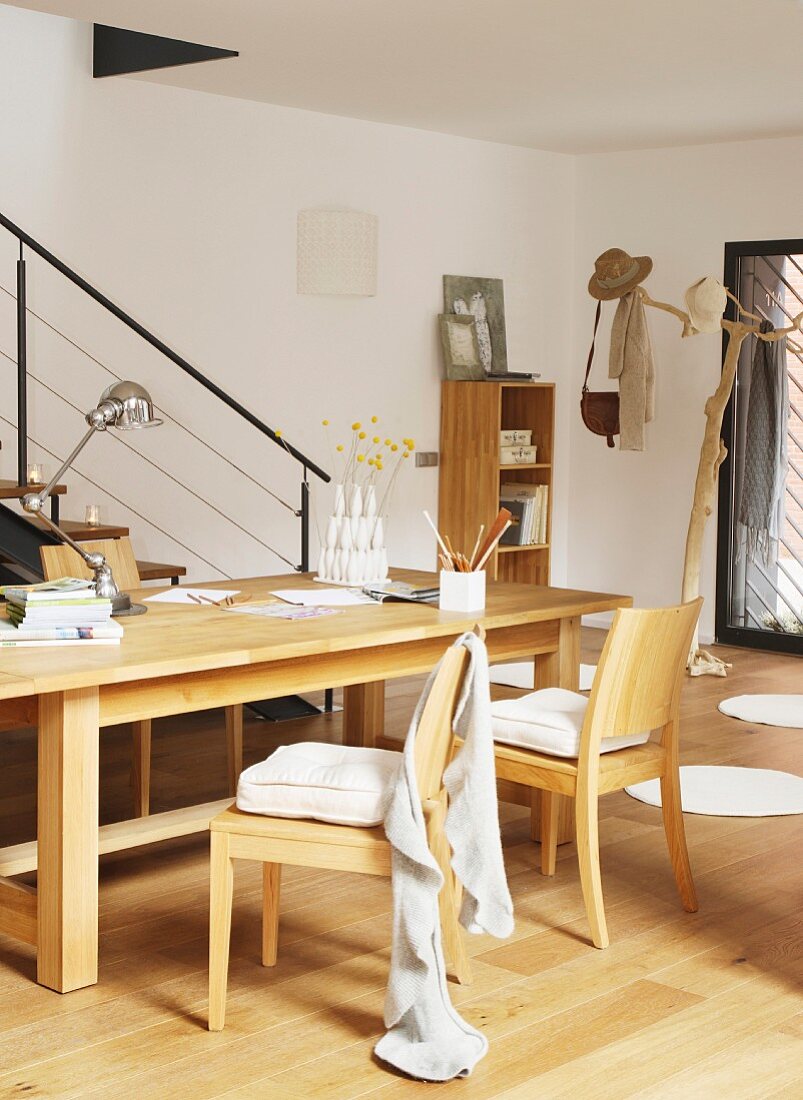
[634,286,802,676]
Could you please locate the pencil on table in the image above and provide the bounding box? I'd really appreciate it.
[474,519,513,571]
[469,525,485,570]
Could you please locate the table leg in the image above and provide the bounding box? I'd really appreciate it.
[530,616,580,846]
[342,682,385,748]
[37,688,99,992]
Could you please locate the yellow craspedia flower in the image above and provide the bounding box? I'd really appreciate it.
[407,442,415,451]
[372,436,380,444]
[336,444,344,452]
[322,419,329,426]
[384,438,392,446]
[275,430,282,438]
[376,453,383,461]
[391,444,398,452]
[352,421,361,430]
[403,451,409,458]
[359,431,366,440]
[371,416,378,423]
[357,454,365,463]
[376,461,384,471]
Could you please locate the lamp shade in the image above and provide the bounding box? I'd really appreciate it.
[92,381,162,430]
[297,209,378,296]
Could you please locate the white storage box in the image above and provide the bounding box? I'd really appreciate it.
[500,444,537,465]
[439,570,486,613]
[500,429,532,446]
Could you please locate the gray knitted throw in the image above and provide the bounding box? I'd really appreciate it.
[738,320,786,562]
[375,632,514,1081]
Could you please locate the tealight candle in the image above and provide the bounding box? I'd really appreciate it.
[27,462,44,484]
[85,504,101,527]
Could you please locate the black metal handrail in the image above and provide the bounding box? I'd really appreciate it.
[0,210,329,483]
[2,209,329,572]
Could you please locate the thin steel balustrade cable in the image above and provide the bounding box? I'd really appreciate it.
[0,344,297,570]
[0,280,299,514]
[0,409,232,578]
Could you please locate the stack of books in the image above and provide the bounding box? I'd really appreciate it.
[499,483,549,546]
[0,577,123,647]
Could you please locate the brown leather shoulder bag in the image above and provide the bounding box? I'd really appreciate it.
[580,300,619,448]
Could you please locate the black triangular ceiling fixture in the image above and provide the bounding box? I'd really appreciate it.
[93,24,238,78]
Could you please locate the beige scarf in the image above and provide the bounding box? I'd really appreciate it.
[609,290,655,451]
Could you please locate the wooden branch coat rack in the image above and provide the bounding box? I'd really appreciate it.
[635,286,803,677]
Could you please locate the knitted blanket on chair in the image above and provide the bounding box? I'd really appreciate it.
[374,632,514,1081]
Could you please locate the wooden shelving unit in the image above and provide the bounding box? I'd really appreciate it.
[438,381,555,585]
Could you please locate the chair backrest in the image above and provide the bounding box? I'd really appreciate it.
[413,642,470,801]
[582,598,703,753]
[40,537,141,591]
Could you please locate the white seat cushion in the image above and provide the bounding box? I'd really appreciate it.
[236,742,400,826]
[491,688,651,758]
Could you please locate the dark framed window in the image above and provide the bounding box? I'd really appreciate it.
[715,239,803,655]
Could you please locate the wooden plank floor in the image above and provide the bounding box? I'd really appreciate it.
[0,632,800,1098]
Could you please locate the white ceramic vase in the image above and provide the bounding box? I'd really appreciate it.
[371,516,384,551]
[334,483,346,519]
[324,515,339,549]
[350,484,363,518]
[364,485,377,519]
[356,516,369,551]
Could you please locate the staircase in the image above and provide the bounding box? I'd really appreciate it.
[0,209,329,591]
[0,478,185,586]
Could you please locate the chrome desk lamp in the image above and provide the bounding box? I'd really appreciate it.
[23,381,162,616]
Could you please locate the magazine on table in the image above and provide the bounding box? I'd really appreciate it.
[362,581,440,604]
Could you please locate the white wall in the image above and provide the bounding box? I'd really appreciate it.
[570,136,803,639]
[0,5,575,583]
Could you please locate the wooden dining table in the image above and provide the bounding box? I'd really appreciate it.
[0,569,629,993]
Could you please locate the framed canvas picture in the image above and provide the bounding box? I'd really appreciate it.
[443,275,507,375]
[439,314,485,380]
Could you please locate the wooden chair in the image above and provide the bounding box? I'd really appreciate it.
[208,641,473,1031]
[40,539,243,816]
[491,598,703,949]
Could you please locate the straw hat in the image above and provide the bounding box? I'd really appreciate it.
[685,276,728,334]
[588,248,653,301]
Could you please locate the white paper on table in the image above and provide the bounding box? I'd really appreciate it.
[143,587,241,605]
[270,587,374,607]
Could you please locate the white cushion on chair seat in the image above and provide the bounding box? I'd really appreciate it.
[491,688,651,758]
[236,742,400,826]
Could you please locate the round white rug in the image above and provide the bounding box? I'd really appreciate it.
[625,765,803,817]
[718,694,803,729]
[490,662,597,692]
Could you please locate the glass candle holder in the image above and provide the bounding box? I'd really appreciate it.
[27,462,46,484]
[84,504,101,527]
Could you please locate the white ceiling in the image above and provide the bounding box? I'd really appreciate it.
[5,0,803,153]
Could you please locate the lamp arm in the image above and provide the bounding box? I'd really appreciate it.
[36,424,99,505]
[32,507,102,569]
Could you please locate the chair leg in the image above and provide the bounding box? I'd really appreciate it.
[426,810,472,985]
[225,705,244,796]
[208,832,235,1031]
[660,765,698,913]
[262,863,281,967]
[540,791,559,877]
[575,777,608,949]
[131,720,152,817]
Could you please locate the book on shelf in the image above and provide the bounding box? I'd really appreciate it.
[500,482,548,546]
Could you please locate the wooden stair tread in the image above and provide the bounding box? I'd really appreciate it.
[136,561,187,581]
[27,517,130,540]
[0,479,67,499]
